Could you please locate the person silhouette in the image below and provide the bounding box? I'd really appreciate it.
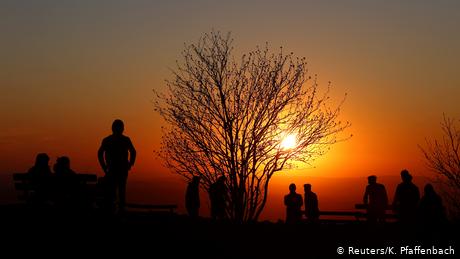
[53,156,78,206]
[392,169,420,224]
[363,175,388,223]
[28,153,52,180]
[303,184,319,222]
[284,183,303,224]
[27,153,53,203]
[418,184,445,226]
[185,176,201,218]
[54,156,76,177]
[98,119,136,214]
[209,176,227,221]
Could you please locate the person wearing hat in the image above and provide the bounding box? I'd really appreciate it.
[392,169,420,224]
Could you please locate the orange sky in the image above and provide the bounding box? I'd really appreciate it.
[1,1,459,220]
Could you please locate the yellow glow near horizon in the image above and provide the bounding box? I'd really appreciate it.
[281,134,297,150]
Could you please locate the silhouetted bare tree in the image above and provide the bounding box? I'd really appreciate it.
[154,31,350,222]
[420,115,460,219]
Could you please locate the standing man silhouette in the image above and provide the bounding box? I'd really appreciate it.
[209,176,227,221]
[98,119,136,214]
[186,176,201,218]
[393,169,420,224]
[284,183,303,224]
[304,184,319,222]
[363,175,388,223]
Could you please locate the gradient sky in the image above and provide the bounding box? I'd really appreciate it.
[1,0,459,219]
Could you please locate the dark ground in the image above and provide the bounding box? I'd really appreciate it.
[1,204,458,259]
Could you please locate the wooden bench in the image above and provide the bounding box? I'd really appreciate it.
[304,204,397,222]
[300,210,364,221]
[354,203,397,220]
[125,203,177,214]
[319,210,367,221]
[13,173,99,204]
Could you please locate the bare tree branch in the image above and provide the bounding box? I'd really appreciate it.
[420,114,460,219]
[155,31,350,222]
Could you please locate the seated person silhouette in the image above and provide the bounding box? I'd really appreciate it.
[53,156,78,206]
[418,184,446,226]
[209,176,227,221]
[28,153,52,180]
[98,119,136,214]
[54,156,76,177]
[284,183,303,224]
[392,169,420,224]
[363,175,388,223]
[27,153,53,203]
[303,184,319,222]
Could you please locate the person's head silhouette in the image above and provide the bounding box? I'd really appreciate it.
[424,183,435,196]
[35,153,50,168]
[112,119,125,135]
[304,184,312,192]
[400,169,412,183]
[289,183,296,193]
[56,156,71,169]
[368,175,377,184]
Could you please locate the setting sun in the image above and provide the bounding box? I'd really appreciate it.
[281,134,297,150]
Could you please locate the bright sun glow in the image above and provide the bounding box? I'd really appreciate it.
[281,134,297,150]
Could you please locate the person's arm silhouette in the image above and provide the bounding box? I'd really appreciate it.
[298,194,304,208]
[392,185,401,212]
[314,193,319,214]
[97,140,108,174]
[383,186,388,207]
[128,138,136,170]
[363,186,369,205]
